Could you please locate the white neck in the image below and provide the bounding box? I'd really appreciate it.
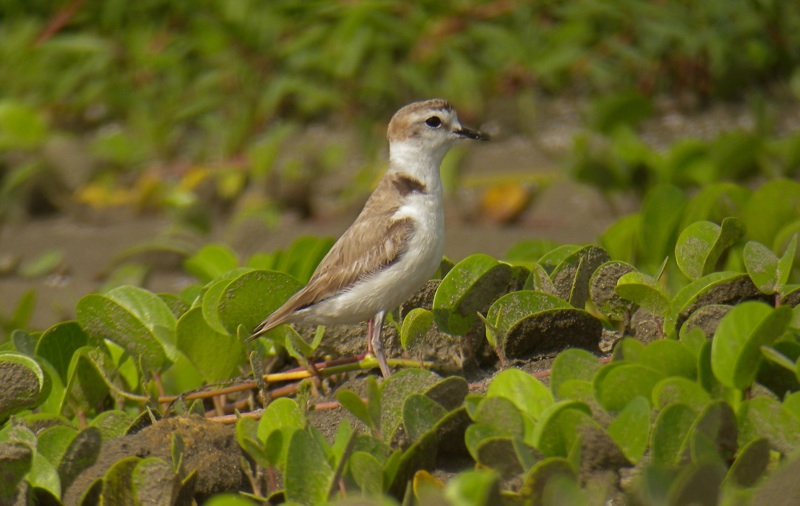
[388,140,450,194]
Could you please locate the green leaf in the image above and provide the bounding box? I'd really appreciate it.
[589,261,636,320]
[737,396,800,455]
[519,457,577,504]
[100,456,139,503]
[35,321,90,383]
[525,263,558,294]
[675,218,745,280]
[532,401,593,457]
[468,396,526,445]
[336,390,375,434]
[6,289,36,332]
[777,234,797,292]
[213,270,303,336]
[257,397,304,441]
[176,307,243,383]
[90,410,134,440]
[486,368,553,422]
[76,286,174,371]
[665,461,726,506]
[18,250,64,278]
[274,236,335,284]
[724,437,770,488]
[0,442,32,502]
[613,337,645,362]
[744,241,782,294]
[601,213,640,262]
[285,429,334,505]
[183,244,239,283]
[37,359,67,415]
[236,416,269,468]
[132,458,178,504]
[444,469,502,506]
[550,349,602,401]
[594,363,664,413]
[687,400,737,464]
[0,352,45,418]
[651,403,698,466]
[349,451,383,496]
[607,396,650,464]
[204,494,258,506]
[37,424,78,470]
[637,339,697,379]
[506,239,561,267]
[63,346,144,412]
[538,245,582,273]
[433,254,513,335]
[486,291,602,358]
[759,345,797,372]
[400,308,434,352]
[615,271,670,317]
[58,426,102,493]
[549,245,611,308]
[379,368,440,441]
[681,182,750,230]
[484,290,568,345]
[639,184,687,269]
[652,377,710,411]
[711,302,792,390]
[589,92,653,134]
[403,394,447,442]
[24,443,60,499]
[0,100,48,150]
[666,271,756,333]
[743,178,800,247]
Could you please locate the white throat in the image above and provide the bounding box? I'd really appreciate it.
[388,140,450,193]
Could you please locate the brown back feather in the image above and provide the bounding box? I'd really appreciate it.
[250,173,418,338]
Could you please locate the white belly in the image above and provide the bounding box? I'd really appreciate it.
[293,193,444,325]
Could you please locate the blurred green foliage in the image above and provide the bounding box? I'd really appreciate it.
[1,0,799,222]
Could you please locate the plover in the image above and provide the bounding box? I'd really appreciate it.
[250,99,489,377]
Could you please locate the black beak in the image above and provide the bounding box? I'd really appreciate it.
[455,127,490,141]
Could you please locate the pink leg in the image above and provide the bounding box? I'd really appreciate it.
[370,311,391,378]
[366,318,374,354]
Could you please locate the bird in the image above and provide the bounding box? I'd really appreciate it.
[249,99,489,377]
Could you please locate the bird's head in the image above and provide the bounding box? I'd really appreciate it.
[387,99,489,160]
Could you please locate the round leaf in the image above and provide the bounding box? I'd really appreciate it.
[433,254,513,335]
[77,289,171,372]
[487,291,602,358]
[550,349,602,400]
[607,396,650,464]
[549,245,611,308]
[616,271,670,317]
[400,308,434,352]
[216,270,303,335]
[594,363,664,413]
[744,241,781,294]
[589,261,636,320]
[176,308,244,383]
[676,218,744,281]
[0,352,45,418]
[711,302,792,389]
[486,368,553,422]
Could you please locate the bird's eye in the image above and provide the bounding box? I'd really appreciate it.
[425,116,442,128]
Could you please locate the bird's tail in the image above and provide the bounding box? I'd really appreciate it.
[247,318,279,342]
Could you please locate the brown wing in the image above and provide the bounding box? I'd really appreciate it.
[249,212,413,339]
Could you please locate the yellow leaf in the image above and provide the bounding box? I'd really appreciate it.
[479,183,533,224]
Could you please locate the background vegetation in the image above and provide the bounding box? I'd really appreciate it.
[3,1,800,504]
[2,0,800,225]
